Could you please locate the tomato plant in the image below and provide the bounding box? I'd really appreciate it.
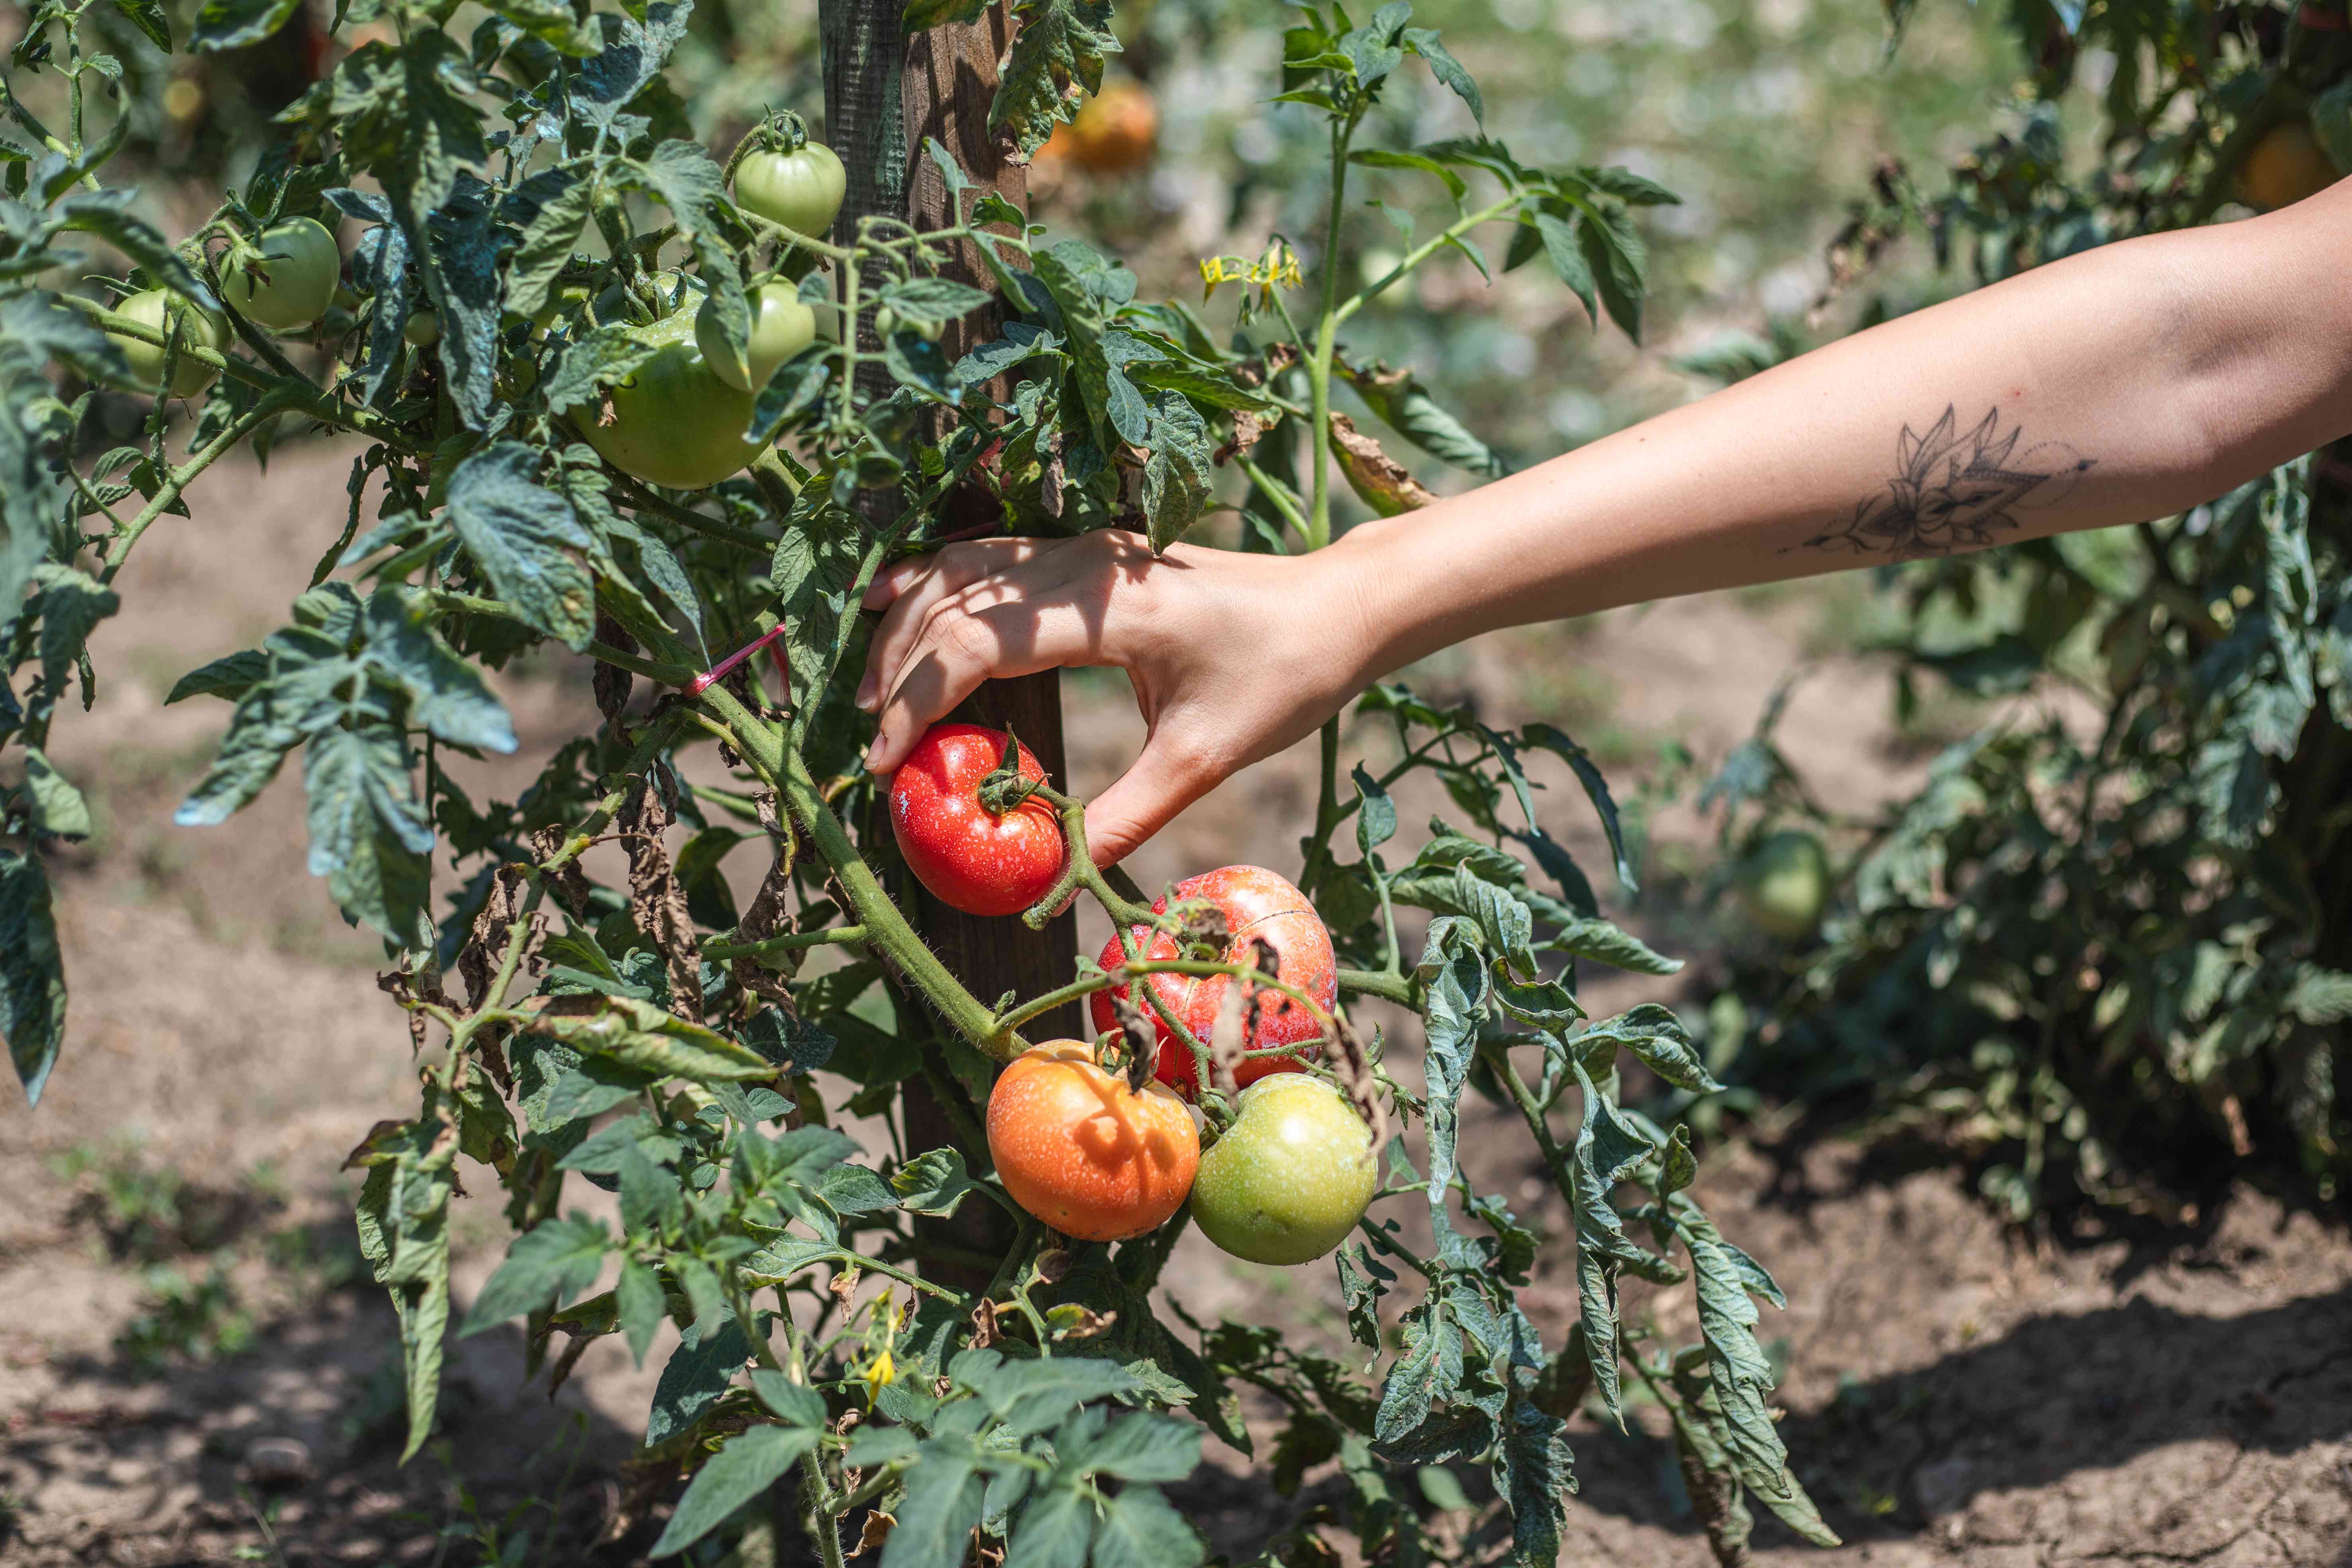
[1685,0,2352,1224]
[1189,1074,1375,1266]
[0,1,1838,1562]
[887,722,1065,918]
[1092,864,1338,1096]
[987,1038,1200,1243]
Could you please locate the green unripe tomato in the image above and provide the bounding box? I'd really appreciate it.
[218,216,340,330]
[1190,1075,1376,1266]
[733,141,847,239]
[1733,829,1831,941]
[403,308,441,347]
[580,287,768,491]
[694,281,818,392]
[110,288,228,398]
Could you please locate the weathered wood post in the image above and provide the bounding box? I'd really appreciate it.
[822,0,1078,1283]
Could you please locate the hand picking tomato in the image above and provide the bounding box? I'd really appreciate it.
[887,724,1066,918]
[1091,865,1337,1096]
[987,1038,1199,1242]
[109,287,228,398]
[734,140,847,240]
[578,273,768,491]
[695,281,818,392]
[218,216,340,330]
[1189,1074,1375,1265]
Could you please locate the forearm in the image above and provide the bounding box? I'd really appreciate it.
[1334,187,2352,674]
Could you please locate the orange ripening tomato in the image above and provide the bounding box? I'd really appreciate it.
[1092,865,1337,1097]
[986,1039,1200,1241]
[1037,81,1159,175]
[2237,120,2344,212]
[887,724,1067,918]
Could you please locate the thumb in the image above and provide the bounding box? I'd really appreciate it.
[1081,737,1219,869]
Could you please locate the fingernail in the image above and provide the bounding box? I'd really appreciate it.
[863,737,885,771]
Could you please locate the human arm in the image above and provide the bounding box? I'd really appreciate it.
[857,181,2352,863]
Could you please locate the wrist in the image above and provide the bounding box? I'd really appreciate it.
[1318,510,1457,686]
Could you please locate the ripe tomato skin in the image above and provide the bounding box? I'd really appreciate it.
[219,216,340,330]
[1189,1074,1374,1266]
[2237,120,2343,212]
[987,1038,1200,1242]
[1091,865,1337,1096]
[110,288,228,398]
[578,275,767,491]
[695,282,818,392]
[734,143,848,239]
[1038,81,1159,174]
[888,724,1066,918]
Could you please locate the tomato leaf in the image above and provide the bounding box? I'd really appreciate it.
[990,0,1120,163]
[461,1213,610,1336]
[443,442,596,652]
[0,850,67,1106]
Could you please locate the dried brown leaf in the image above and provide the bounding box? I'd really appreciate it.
[1328,412,1438,516]
[619,769,704,1022]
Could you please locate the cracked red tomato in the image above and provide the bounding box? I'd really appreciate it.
[887,723,1066,918]
[987,1038,1199,1242]
[1091,865,1337,1097]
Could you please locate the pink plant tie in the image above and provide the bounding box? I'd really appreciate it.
[686,624,790,698]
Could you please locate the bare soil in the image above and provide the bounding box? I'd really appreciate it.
[4,444,2347,1566]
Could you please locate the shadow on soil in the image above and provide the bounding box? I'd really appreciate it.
[4,1266,658,1565]
[1566,1283,2352,1552]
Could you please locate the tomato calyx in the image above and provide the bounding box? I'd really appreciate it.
[975,728,1049,815]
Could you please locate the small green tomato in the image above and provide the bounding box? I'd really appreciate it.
[402,308,441,347]
[218,216,341,330]
[109,288,229,398]
[1190,1075,1375,1266]
[733,141,848,239]
[1733,829,1831,941]
[694,282,818,392]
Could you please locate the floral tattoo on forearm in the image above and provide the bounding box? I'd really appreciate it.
[1799,404,2095,559]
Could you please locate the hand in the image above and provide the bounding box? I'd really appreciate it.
[856,530,1376,865]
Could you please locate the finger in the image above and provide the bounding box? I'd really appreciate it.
[1082,735,1224,867]
[854,540,1041,710]
[864,598,1102,774]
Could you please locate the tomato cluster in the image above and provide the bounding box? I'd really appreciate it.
[885,724,1371,1262]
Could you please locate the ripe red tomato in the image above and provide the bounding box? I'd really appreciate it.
[1091,865,1337,1096]
[987,1038,1200,1242]
[887,723,1066,918]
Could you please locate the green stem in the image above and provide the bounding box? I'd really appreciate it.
[1017,785,1157,930]
[990,958,1340,1055]
[700,925,869,961]
[699,685,1016,1058]
[1337,967,1416,1007]
[1330,195,1522,330]
[101,388,298,581]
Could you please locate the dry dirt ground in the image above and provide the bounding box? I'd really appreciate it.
[4,443,2348,1566]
